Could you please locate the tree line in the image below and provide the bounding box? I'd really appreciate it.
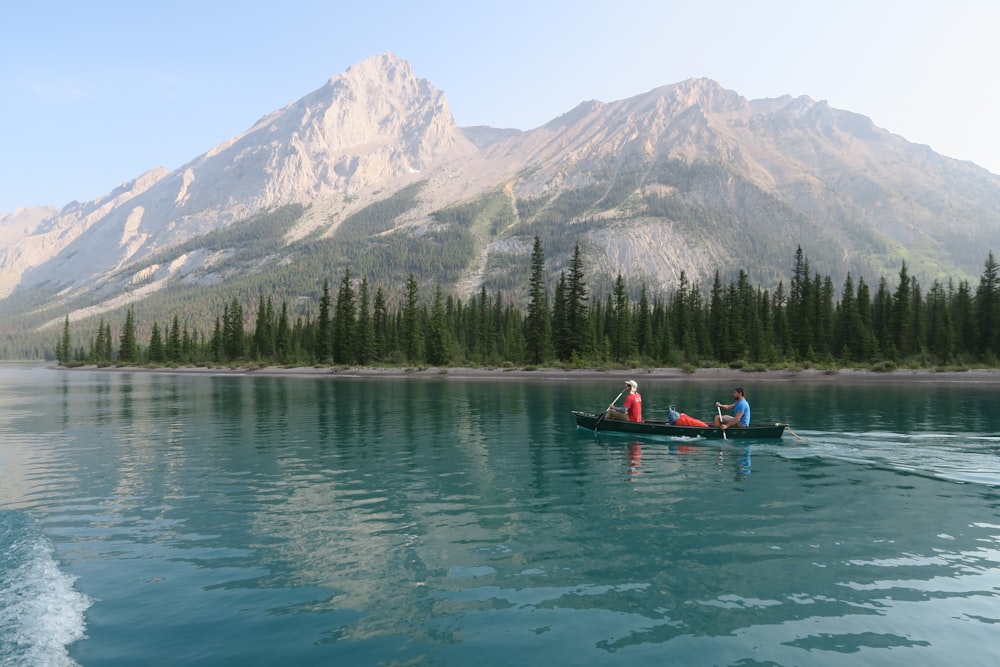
[55,242,1000,371]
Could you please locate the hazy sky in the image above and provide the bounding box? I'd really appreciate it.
[2,0,997,213]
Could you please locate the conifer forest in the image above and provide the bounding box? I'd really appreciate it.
[54,241,1000,372]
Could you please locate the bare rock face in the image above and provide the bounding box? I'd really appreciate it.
[2,54,999,317]
[12,52,477,292]
[0,169,168,297]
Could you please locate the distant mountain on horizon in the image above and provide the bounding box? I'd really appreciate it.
[1,51,998,346]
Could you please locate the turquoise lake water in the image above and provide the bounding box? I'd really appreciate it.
[1,365,999,666]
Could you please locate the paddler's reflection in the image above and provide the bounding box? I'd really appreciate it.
[626,442,642,479]
[736,445,751,480]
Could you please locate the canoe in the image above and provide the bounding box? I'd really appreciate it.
[572,411,787,440]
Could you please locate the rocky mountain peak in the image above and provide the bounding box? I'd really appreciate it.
[2,55,999,332]
[6,54,478,293]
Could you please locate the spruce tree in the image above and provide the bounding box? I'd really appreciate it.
[314,279,332,364]
[58,316,71,365]
[373,287,388,362]
[253,294,275,361]
[477,285,492,363]
[426,284,448,366]
[333,269,355,365]
[403,274,422,363]
[872,277,893,359]
[612,273,630,362]
[891,262,912,358]
[834,274,861,361]
[565,244,588,361]
[975,251,1000,357]
[148,322,165,363]
[524,236,550,365]
[119,306,139,363]
[356,278,374,365]
[926,279,954,362]
[708,271,727,361]
[952,280,975,357]
[275,301,291,363]
[211,317,223,362]
[167,315,181,363]
[223,298,244,360]
[635,284,653,360]
[552,272,569,361]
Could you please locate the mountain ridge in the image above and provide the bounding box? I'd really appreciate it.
[1,52,999,343]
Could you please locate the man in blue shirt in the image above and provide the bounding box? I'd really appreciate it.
[713,387,750,431]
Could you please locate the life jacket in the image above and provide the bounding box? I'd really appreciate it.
[675,413,709,428]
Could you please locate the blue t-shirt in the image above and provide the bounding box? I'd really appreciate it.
[733,398,750,426]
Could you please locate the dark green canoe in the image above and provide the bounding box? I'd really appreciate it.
[572,411,787,439]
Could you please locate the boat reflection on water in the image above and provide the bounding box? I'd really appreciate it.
[620,441,751,482]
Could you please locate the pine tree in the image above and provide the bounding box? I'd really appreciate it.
[181,325,193,362]
[635,284,653,360]
[333,269,356,365]
[855,277,878,361]
[211,317,223,362]
[891,262,912,358]
[148,322,165,363]
[872,277,893,359]
[788,247,814,360]
[119,306,139,363]
[426,284,448,366]
[952,280,975,357]
[709,271,727,361]
[477,285,493,363]
[975,251,1000,357]
[403,274,422,363]
[356,278,374,365]
[373,287,388,362]
[314,279,332,364]
[771,281,788,359]
[524,236,550,364]
[552,272,569,361]
[926,279,954,362]
[102,321,113,363]
[57,316,71,365]
[834,274,861,361]
[565,244,588,361]
[253,294,275,361]
[728,269,757,360]
[223,298,245,360]
[672,271,697,361]
[815,274,835,358]
[167,315,182,363]
[275,301,291,363]
[611,273,630,362]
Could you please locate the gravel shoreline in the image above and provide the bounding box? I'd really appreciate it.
[62,364,1000,384]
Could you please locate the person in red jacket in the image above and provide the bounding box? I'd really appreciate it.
[608,380,643,422]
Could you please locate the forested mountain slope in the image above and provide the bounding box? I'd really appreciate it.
[1,53,998,357]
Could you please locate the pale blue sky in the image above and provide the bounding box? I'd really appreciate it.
[2,0,997,212]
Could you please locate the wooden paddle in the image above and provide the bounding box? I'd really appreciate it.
[718,405,727,440]
[593,391,624,430]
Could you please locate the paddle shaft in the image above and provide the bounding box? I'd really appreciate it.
[594,391,625,430]
[718,405,727,439]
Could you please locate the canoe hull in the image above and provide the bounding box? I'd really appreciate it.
[572,411,786,440]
